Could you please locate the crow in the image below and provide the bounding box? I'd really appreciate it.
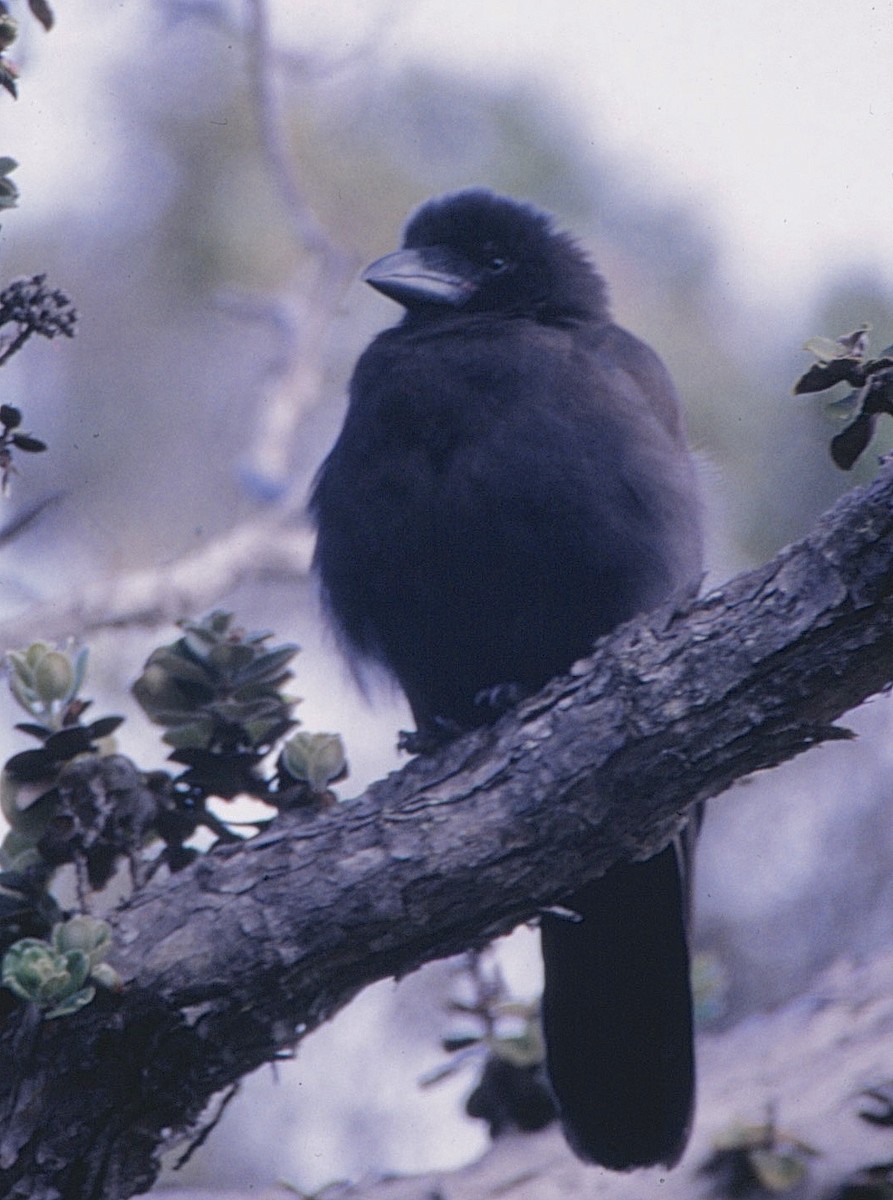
[310,188,703,1170]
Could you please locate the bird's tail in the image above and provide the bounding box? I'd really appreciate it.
[539,843,695,1170]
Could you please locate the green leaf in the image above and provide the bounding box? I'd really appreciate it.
[793,358,863,394]
[2,938,91,1013]
[831,412,876,470]
[0,773,54,838]
[132,662,210,724]
[42,725,92,762]
[0,14,17,54]
[89,962,122,991]
[207,641,256,677]
[86,715,124,740]
[804,324,870,362]
[803,335,849,363]
[143,650,213,687]
[69,644,89,699]
[52,916,112,967]
[160,717,215,750]
[0,63,18,101]
[4,748,55,783]
[44,984,95,1019]
[230,644,300,689]
[33,650,74,704]
[27,0,55,32]
[0,828,41,871]
[11,434,47,453]
[749,1148,807,1192]
[280,732,347,792]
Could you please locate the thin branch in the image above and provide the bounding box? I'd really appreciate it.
[171,1082,241,1170]
[242,0,343,263]
[0,516,313,645]
[159,0,402,83]
[220,0,359,495]
[0,491,64,549]
[0,328,31,367]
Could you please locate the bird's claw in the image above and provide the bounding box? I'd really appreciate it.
[397,716,462,755]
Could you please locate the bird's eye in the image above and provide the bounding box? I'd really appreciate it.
[478,242,509,274]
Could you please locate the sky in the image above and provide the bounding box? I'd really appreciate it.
[6,0,893,313]
[306,0,893,309]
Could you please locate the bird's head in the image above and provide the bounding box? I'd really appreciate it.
[363,189,609,326]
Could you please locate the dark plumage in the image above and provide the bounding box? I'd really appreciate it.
[310,189,703,1169]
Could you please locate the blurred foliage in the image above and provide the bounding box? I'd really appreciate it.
[859,1083,893,1129]
[422,951,556,1141]
[0,274,76,365]
[0,0,55,98]
[736,273,893,561]
[835,1162,893,1200]
[0,275,73,493]
[836,1090,893,1200]
[0,7,75,505]
[0,156,17,208]
[692,949,731,1026]
[700,1112,819,1197]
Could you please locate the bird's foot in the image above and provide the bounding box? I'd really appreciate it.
[397,716,463,755]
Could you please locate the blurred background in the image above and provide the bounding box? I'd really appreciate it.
[2,0,893,1192]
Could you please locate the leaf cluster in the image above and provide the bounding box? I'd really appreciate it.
[0,613,349,1022]
[133,610,346,810]
[0,157,16,210]
[1,8,71,493]
[424,952,556,1141]
[0,273,77,365]
[2,641,128,892]
[794,326,893,470]
[0,275,76,490]
[0,0,55,99]
[2,915,118,1020]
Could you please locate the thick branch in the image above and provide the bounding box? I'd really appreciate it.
[1,458,891,1199]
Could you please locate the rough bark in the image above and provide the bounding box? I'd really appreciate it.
[0,456,891,1200]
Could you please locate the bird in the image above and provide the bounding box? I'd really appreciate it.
[309,188,703,1170]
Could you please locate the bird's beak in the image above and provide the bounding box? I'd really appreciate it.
[362,246,479,308]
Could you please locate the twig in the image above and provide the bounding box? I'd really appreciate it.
[172,1082,241,1170]
[242,0,350,268]
[0,517,313,645]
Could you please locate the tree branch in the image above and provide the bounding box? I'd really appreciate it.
[1,457,891,1199]
[0,519,313,644]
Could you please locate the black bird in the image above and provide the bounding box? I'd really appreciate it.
[310,189,703,1170]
